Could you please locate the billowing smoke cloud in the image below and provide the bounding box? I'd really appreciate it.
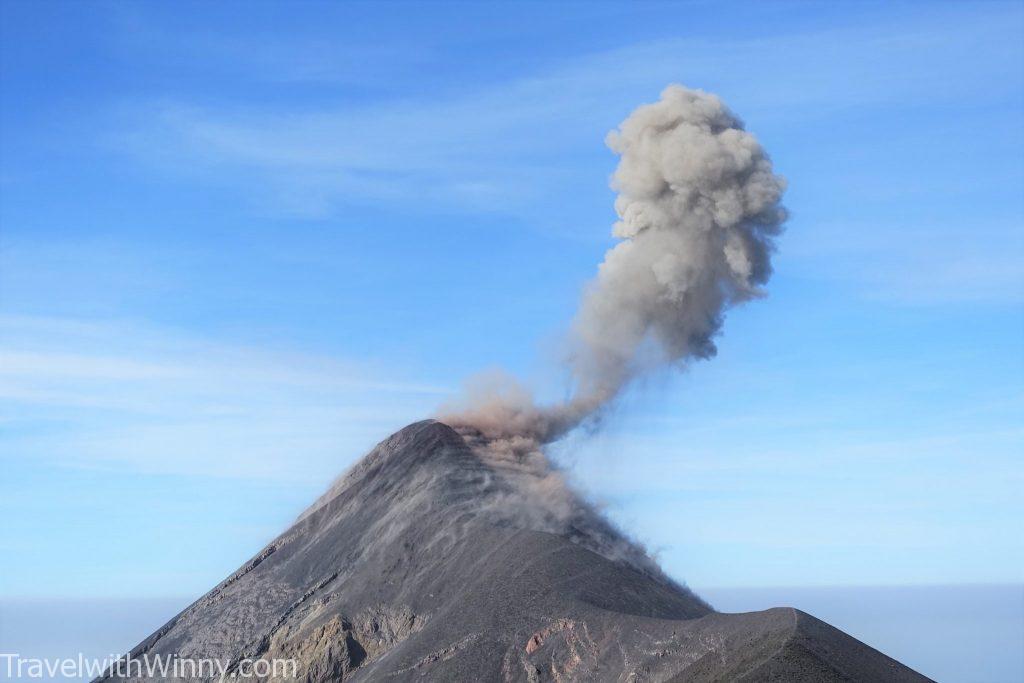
[444,85,786,459]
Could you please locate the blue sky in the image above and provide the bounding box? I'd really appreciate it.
[1,1,1022,598]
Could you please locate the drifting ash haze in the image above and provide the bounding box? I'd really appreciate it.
[444,85,787,460]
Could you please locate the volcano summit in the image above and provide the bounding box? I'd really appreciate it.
[99,420,931,682]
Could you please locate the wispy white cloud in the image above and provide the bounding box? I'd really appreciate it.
[110,3,439,87]
[565,414,1024,586]
[782,220,1024,304]
[0,316,449,481]
[1,350,184,381]
[107,4,1024,314]
[116,5,1022,220]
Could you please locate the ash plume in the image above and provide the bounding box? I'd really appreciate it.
[444,85,787,459]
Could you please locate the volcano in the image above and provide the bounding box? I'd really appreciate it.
[99,420,931,682]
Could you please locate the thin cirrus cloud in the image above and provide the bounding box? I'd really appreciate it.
[779,220,1024,305]
[0,316,449,482]
[115,7,1022,215]
[108,7,1024,308]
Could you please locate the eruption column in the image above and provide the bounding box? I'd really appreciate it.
[446,85,787,457]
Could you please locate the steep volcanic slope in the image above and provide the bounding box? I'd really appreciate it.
[100,421,932,682]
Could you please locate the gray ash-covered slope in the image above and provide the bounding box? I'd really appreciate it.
[101,420,931,682]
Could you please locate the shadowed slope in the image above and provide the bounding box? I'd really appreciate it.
[99,420,931,682]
